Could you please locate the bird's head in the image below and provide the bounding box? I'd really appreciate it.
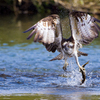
[62,41,74,55]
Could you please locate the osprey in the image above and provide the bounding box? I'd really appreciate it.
[24,11,100,84]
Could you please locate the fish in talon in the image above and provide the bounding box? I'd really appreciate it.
[80,61,89,85]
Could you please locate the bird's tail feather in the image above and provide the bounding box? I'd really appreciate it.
[50,53,63,61]
[78,51,88,57]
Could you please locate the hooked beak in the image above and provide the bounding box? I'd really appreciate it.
[65,46,69,51]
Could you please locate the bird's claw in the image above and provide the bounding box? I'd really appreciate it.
[63,66,66,71]
[63,63,69,71]
[79,67,85,72]
[63,65,67,71]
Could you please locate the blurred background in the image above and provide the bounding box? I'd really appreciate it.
[0,0,100,15]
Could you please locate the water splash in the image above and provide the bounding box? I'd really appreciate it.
[58,59,83,86]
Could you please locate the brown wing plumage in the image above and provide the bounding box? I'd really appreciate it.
[69,11,100,45]
[24,14,63,52]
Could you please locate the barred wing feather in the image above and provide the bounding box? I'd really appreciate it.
[70,11,100,45]
[23,14,63,52]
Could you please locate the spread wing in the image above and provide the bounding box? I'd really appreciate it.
[69,11,100,45]
[23,14,63,52]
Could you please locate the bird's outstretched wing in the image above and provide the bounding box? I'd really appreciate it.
[24,14,63,52]
[69,11,100,45]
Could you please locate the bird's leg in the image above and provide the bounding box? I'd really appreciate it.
[74,54,85,72]
[74,53,89,84]
[63,60,69,71]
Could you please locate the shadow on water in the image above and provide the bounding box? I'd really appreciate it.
[0,13,100,99]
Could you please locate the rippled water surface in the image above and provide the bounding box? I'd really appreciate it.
[0,13,100,99]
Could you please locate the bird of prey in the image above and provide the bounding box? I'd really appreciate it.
[24,11,100,85]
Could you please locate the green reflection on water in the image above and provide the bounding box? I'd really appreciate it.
[0,94,100,100]
[0,14,48,46]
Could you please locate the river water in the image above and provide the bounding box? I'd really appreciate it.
[0,13,100,99]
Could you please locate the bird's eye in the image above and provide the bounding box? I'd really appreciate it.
[70,45,74,48]
[69,43,74,48]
